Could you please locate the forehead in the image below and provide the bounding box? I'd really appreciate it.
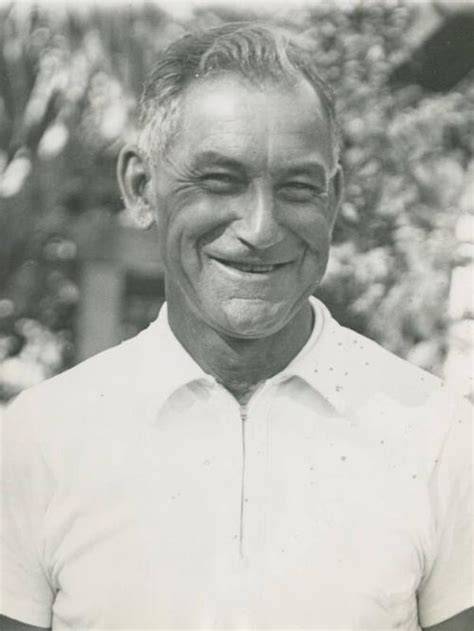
[165,75,335,176]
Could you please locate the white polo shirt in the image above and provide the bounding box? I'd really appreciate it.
[1,298,472,630]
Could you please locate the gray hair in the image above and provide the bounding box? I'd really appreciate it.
[137,23,341,171]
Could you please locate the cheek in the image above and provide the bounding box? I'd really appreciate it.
[162,197,232,262]
[287,207,333,253]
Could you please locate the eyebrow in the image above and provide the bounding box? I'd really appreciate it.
[190,151,247,172]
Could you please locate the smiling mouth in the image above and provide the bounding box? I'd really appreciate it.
[211,257,289,274]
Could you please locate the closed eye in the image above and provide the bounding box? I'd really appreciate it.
[278,181,326,202]
[199,173,244,194]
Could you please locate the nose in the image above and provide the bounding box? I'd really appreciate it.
[233,182,284,250]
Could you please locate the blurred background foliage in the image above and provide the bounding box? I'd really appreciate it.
[1,0,473,401]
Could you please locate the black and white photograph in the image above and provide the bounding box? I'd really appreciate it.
[1,1,473,630]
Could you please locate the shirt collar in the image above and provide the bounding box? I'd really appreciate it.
[140,296,350,421]
[138,304,212,419]
[268,296,350,415]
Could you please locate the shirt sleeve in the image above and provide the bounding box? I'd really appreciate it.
[1,391,55,628]
[417,395,473,629]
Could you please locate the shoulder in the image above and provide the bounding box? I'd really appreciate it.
[339,322,443,399]
[313,314,472,465]
[3,323,161,449]
[15,329,147,409]
[316,314,445,407]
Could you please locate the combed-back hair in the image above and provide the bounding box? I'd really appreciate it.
[138,22,340,169]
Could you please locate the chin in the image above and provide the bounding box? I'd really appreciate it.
[214,297,293,339]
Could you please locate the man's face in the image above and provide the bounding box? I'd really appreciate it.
[150,75,340,338]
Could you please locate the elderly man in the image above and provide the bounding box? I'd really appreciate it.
[1,23,472,631]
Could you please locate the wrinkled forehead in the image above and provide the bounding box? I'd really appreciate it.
[179,70,330,129]
[164,74,336,177]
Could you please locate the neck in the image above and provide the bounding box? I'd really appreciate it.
[166,294,314,406]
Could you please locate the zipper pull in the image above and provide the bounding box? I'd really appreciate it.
[240,404,248,423]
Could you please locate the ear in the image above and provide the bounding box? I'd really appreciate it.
[328,164,344,232]
[117,144,155,229]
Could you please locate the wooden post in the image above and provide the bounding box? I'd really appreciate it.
[76,261,124,361]
[74,215,164,362]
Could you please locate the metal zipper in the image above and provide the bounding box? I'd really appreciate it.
[239,403,248,559]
